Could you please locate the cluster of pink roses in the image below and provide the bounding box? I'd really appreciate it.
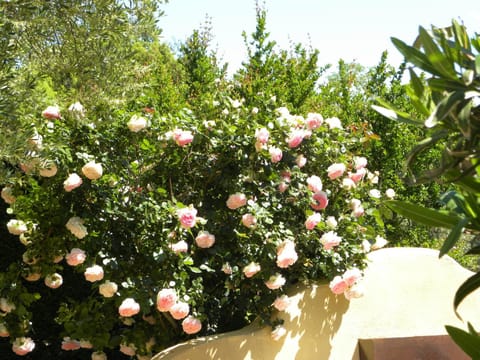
[329,268,365,300]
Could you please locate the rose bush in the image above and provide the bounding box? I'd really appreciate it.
[0,96,390,358]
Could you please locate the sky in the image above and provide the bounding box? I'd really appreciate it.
[159,0,480,75]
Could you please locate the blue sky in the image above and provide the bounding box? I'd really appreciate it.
[159,0,479,74]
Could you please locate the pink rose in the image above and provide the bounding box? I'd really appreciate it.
[286,129,305,148]
[169,302,190,320]
[61,337,81,351]
[0,323,9,337]
[269,147,283,163]
[306,175,323,193]
[119,343,137,356]
[352,206,365,218]
[182,316,202,334]
[310,191,328,211]
[177,206,197,228]
[24,272,41,282]
[170,240,188,254]
[12,337,35,356]
[195,231,215,248]
[320,231,341,250]
[45,273,63,289]
[63,173,83,192]
[65,216,88,239]
[243,262,261,278]
[81,161,103,180]
[305,212,321,230]
[278,182,289,193]
[349,167,366,183]
[39,163,58,177]
[273,294,290,311]
[342,268,362,286]
[327,163,346,180]
[173,129,194,147]
[1,187,16,204]
[255,128,269,144]
[66,248,86,266]
[329,276,348,294]
[265,273,286,290]
[156,288,177,312]
[99,281,118,298]
[276,240,298,268]
[84,265,104,282]
[344,283,365,300]
[354,156,368,169]
[295,154,307,168]
[7,219,28,235]
[0,298,15,313]
[241,213,257,228]
[118,298,140,317]
[42,105,61,119]
[306,112,323,130]
[342,177,356,190]
[226,193,247,210]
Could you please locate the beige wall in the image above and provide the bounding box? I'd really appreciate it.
[153,248,480,360]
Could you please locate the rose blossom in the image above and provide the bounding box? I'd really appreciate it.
[307,175,323,193]
[99,280,118,298]
[342,177,356,190]
[348,167,366,183]
[66,216,88,239]
[42,105,61,119]
[320,231,342,250]
[1,187,16,204]
[82,161,103,180]
[39,163,58,177]
[278,181,289,193]
[226,193,247,210]
[310,191,328,211]
[327,163,346,180]
[342,268,362,286]
[385,188,396,199]
[286,129,305,148]
[7,219,28,235]
[352,206,365,218]
[269,146,283,163]
[271,326,287,341]
[273,295,291,311]
[79,340,93,349]
[119,343,137,356]
[276,240,298,268]
[63,173,83,192]
[61,337,81,351]
[68,101,85,115]
[344,283,365,300]
[305,212,321,230]
[66,248,86,266]
[369,189,382,198]
[265,273,286,290]
[222,262,233,275]
[45,273,63,289]
[0,298,15,314]
[177,206,197,228]
[127,115,147,132]
[173,128,194,146]
[195,231,215,248]
[243,262,261,278]
[362,239,372,252]
[255,127,269,144]
[241,213,257,228]
[91,351,107,360]
[329,276,348,294]
[325,216,338,229]
[182,316,202,334]
[324,117,343,129]
[295,154,307,168]
[170,240,188,254]
[156,288,177,312]
[306,112,323,129]
[354,156,368,169]
[24,272,41,282]
[0,322,9,337]
[169,301,190,320]
[119,298,140,317]
[372,235,388,250]
[12,337,35,356]
[84,265,104,282]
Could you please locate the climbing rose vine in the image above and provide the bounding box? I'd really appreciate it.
[0,98,389,358]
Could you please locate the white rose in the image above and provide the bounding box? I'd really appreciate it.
[127,115,148,132]
[7,219,28,235]
[66,217,88,239]
[99,280,118,298]
[39,163,58,177]
[82,161,103,180]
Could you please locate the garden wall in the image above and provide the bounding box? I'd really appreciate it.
[153,247,480,359]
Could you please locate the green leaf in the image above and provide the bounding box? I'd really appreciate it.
[391,37,446,77]
[189,267,202,274]
[454,271,480,316]
[371,103,422,126]
[439,217,469,257]
[418,26,456,79]
[385,200,461,228]
[475,55,480,75]
[445,325,480,358]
